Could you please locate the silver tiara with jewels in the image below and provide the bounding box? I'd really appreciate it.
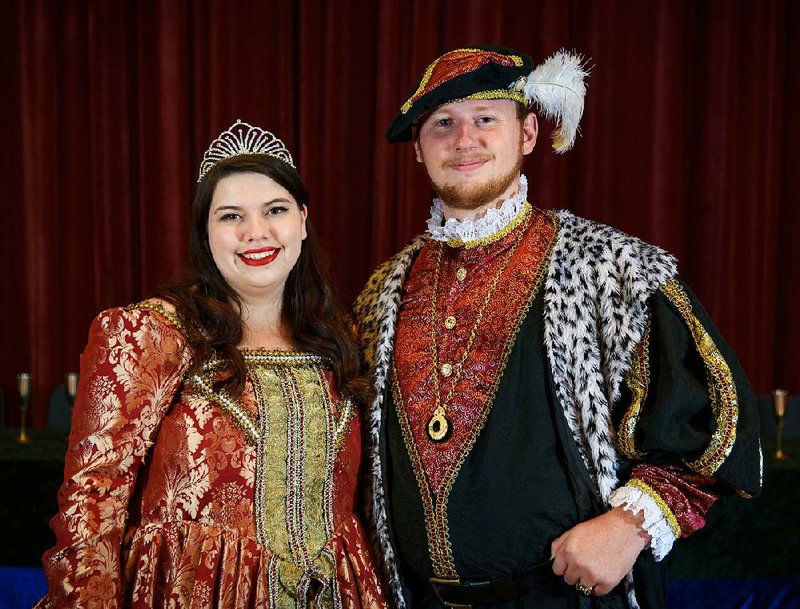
[197,119,295,182]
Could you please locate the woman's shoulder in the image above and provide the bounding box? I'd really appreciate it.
[90,298,189,341]
[77,300,193,375]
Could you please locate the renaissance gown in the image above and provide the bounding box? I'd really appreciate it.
[38,302,387,609]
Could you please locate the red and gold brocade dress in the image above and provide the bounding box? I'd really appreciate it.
[38,303,387,609]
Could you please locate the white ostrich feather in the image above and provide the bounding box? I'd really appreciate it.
[522,49,589,153]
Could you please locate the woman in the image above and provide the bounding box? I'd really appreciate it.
[38,121,388,608]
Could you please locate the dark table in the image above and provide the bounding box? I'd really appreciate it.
[667,438,800,579]
[665,438,800,608]
[0,429,68,566]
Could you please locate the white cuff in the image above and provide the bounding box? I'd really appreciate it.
[609,484,678,561]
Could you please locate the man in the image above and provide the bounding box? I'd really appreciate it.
[354,45,761,609]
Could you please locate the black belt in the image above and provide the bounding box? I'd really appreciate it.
[429,560,555,608]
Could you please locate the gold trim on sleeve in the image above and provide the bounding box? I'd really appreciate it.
[617,319,652,460]
[626,478,682,538]
[660,278,738,476]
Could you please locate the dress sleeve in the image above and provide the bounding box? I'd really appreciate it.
[38,305,192,608]
[610,277,762,560]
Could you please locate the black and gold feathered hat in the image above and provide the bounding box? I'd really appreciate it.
[386,44,589,153]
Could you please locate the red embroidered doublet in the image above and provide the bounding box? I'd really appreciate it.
[393,208,556,495]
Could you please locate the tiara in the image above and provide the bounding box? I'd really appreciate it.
[197,119,295,182]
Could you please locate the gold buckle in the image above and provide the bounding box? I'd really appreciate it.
[429,576,472,609]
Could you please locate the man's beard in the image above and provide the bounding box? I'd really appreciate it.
[429,150,524,211]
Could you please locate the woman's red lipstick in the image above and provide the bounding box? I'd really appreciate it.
[238,246,280,267]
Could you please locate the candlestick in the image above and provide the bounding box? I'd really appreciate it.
[773,388,789,460]
[65,372,79,408]
[16,372,31,444]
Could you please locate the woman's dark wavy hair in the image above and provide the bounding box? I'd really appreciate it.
[156,154,372,404]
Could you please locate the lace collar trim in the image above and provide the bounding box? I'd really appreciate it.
[426,175,529,248]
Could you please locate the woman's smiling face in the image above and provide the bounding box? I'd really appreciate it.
[207,171,307,304]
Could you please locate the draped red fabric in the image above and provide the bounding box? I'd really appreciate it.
[2,0,797,426]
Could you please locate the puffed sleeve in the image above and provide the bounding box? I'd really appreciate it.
[37,304,192,608]
[609,277,762,560]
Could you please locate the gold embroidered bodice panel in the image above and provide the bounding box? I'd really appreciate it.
[190,351,355,570]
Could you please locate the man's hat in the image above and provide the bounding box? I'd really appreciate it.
[386,45,589,153]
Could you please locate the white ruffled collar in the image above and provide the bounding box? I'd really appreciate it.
[426,175,529,246]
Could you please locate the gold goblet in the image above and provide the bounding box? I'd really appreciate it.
[772,388,789,460]
[16,372,31,444]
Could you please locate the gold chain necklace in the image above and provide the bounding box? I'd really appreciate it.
[426,208,531,442]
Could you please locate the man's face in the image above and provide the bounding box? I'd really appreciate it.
[413,99,538,210]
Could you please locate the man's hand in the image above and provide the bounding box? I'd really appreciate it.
[550,506,651,596]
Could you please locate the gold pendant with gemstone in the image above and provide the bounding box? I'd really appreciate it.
[427,405,452,442]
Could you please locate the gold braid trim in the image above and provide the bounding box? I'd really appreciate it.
[251,369,271,546]
[127,299,188,336]
[187,353,330,448]
[626,478,682,539]
[390,366,454,577]
[617,319,652,459]
[434,90,529,116]
[459,90,527,105]
[401,48,524,114]
[239,350,327,366]
[660,278,738,476]
[189,369,260,445]
[333,398,356,453]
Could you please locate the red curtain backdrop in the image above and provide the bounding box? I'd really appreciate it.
[2,0,797,427]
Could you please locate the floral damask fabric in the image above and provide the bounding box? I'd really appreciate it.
[38,306,387,609]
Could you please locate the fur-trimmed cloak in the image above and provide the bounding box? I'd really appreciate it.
[354,210,702,609]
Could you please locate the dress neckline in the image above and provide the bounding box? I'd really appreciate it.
[239,349,327,366]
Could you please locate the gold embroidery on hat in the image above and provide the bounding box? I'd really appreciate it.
[401,48,524,114]
[462,90,528,105]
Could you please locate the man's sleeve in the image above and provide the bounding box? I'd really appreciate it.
[609,277,762,560]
